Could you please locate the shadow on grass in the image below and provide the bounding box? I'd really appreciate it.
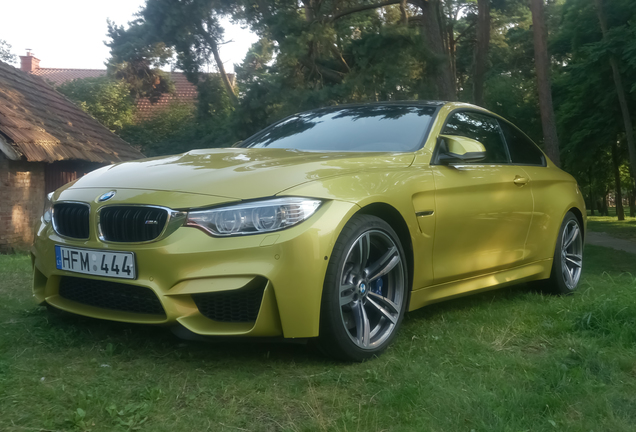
[22,305,322,366]
[22,281,539,365]
[406,281,538,323]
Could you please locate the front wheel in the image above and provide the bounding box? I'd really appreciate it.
[542,212,584,295]
[316,215,409,361]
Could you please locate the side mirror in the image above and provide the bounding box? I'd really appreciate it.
[436,135,487,165]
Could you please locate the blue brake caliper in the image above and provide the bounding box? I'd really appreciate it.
[371,277,384,296]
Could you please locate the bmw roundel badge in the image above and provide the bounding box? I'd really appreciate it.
[98,190,117,202]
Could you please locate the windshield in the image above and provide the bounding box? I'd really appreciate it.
[240,105,437,152]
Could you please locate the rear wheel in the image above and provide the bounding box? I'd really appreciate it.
[542,212,583,295]
[316,215,408,361]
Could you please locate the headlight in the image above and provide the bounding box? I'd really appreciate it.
[42,192,53,224]
[186,197,322,237]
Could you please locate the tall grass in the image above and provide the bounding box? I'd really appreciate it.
[1,246,635,431]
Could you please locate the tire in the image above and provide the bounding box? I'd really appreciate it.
[541,212,584,295]
[316,214,409,361]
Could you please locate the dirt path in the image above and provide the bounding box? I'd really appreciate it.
[586,231,636,255]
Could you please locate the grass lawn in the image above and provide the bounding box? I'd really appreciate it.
[1,246,635,432]
[587,207,636,241]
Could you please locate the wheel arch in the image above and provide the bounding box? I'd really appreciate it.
[355,202,415,305]
[567,206,585,241]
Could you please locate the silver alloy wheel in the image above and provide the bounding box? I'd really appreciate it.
[338,229,405,349]
[561,219,583,290]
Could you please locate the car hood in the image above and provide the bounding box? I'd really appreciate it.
[70,148,416,200]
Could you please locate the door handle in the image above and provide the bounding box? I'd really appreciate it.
[513,176,529,186]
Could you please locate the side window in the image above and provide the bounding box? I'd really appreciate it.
[499,120,546,166]
[441,111,509,163]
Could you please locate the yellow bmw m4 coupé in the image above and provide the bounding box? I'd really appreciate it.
[32,101,585,361]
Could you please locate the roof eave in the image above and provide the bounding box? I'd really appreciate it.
[0,133,22,161]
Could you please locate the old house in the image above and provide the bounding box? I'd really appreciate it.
[0,60,143,253]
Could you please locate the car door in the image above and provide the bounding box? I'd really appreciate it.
[431,110,534,284]
[497,118,563,264]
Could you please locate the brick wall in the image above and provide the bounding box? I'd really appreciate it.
[0,153,46,253]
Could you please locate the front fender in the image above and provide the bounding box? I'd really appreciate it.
[279,167,437,290]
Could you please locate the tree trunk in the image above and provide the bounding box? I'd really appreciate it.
[210,41,238,106]
[602,191,608,216]
[588,167,595,216]
[400,0,409,24]
[629,178,636,217]
[473,0,490,107]
[303,0,315,21]
[420,0,456,100]
[447,17,457,84]
[529,0,560,167]
[612,141,626,220]
[594,0,636,188]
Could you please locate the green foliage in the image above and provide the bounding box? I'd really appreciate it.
[106,20,176,102]
[97,0,636,212]
[138,0,226,83]
[344,25,434,101]
[196,74,234,120]
[482,11,541,142]
[0,39,16,64]
[551,0,636,207]
[120,73,236,156]
[57,77,136,133]
[119,102,195,156]
[106,0,235,108]
[106,0,477,140]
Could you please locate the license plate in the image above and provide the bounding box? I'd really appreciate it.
[55,246,136,280]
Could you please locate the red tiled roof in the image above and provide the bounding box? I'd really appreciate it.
[30,68,107,85]
[135,72,198,120]
[0,61,144,163]
[30,68,233,120]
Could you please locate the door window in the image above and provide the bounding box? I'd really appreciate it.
[441,111,509,163]
[499,120,546,166]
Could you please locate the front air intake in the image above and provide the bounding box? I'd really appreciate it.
[59,276,165,316]
[192,278,267,323]
[99,206,168,243]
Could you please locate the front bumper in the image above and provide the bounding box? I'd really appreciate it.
[32,188,359,338]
